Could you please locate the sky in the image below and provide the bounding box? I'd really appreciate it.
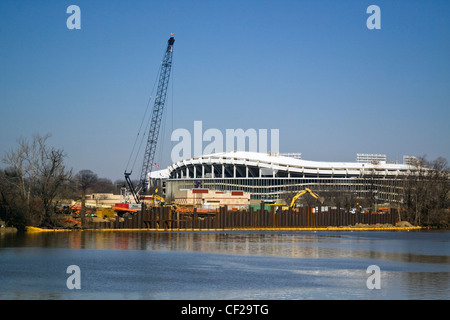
[1,0,449,181]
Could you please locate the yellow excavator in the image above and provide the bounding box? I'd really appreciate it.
[150,189,179,211]
[289,188,323,209]
[151,188,165,206]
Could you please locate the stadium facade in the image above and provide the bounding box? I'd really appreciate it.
[161,151,417,204]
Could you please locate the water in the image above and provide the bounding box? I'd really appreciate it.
[0,230,448,300]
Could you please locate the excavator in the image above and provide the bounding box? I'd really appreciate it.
[289,188,323,209]
[150,188,165,206]
[150,189,181,212]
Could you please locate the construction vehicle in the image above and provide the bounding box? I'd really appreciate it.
[268,203,290,210]
[150,189,165,206]
[124,35,175,204]
[289,188,323,209]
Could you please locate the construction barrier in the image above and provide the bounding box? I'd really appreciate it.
[83,204,408,231]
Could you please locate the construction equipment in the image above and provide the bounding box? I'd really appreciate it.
[124,35,175,203]
[150,189,165,206]
[269,203,290,210]
[289,188,323,209]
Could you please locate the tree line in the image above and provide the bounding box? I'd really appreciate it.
[0,134,128,231]
[282,158,449,228]
[400,156,449,227]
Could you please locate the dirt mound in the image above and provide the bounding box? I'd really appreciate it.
[351,223,394,228]
[396,221,414,228]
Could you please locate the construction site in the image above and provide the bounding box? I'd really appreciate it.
[66,35,433,231]
[81,204,414,231]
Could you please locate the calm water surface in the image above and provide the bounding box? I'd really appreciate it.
[0,230,448,299]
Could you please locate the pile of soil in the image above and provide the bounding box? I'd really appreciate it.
[349,223,395,228]
[395,221,414,227]
[0,227,18,233]
[91,216,123,223]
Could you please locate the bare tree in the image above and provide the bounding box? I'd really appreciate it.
[401,155,449,227]
[75,169,98,226]
[2,135,40,213]
[35,147,72,227]
[2,134,72,228]
[0,169,29,231]
[92,178,115,193]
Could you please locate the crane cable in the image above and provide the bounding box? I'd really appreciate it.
[125,59,163,175]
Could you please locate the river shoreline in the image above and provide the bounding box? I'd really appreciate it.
[22,224,422,233]
[0,227,18,234]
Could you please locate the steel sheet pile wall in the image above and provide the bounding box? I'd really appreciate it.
[86,204,398,230]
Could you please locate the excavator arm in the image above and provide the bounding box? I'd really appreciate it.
[289,188,322,208]
[306,188,321,201]
[290,190,307,208]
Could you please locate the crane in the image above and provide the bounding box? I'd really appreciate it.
[124,35,175,204]
[289,188,323,209]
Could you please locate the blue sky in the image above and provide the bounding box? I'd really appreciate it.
[1,0,449,180]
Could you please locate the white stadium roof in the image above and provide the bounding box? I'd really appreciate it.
[167,151,413,178]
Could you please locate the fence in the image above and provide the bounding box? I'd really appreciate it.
[84,204,399,230]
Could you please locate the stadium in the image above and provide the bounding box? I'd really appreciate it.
[160,151,417,205]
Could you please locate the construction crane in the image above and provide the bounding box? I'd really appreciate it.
[124,35,175,203]
[289,188,323,209]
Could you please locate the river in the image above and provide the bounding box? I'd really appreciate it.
[0,230,448,300]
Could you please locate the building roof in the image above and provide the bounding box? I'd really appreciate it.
[167,151,414,178]
[149,168,169,179]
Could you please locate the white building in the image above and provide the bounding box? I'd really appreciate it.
[356,153,387,163]
[166,151,418,203]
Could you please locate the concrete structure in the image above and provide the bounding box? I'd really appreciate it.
[83,193,122,208]
[356,153,387,163]
[81,192,140,208]
[165,151,419,204]
[280,153,302,160]
[403,155,418,165]
[174,189,250,209]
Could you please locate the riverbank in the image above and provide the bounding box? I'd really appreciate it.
[0,227,18,234]
[23,224,422,233]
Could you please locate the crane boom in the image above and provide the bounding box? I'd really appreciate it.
[125,36,175,203]
[140,36,175,192]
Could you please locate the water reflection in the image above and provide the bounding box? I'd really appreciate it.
[1,230,448,300]
[399,272,449,299]
[3,231,449,266]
